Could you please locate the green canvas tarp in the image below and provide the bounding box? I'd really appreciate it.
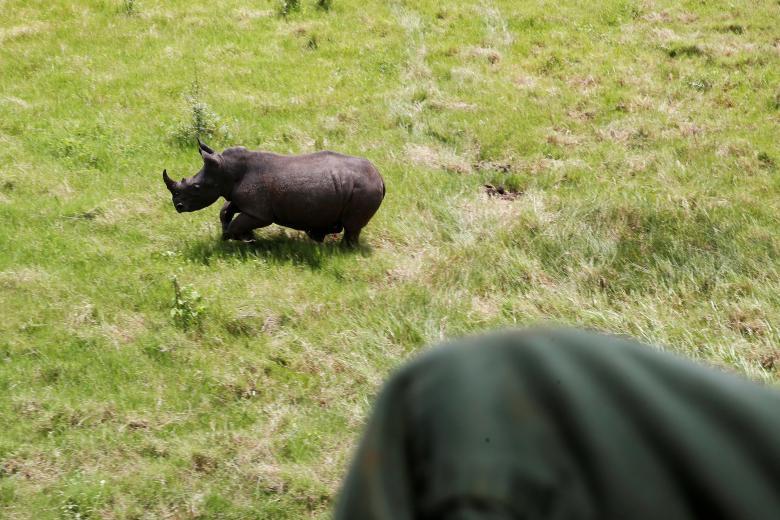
[335,328,780,519]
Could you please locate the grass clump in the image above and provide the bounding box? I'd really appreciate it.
[170,276,205,330]
[758,151,775,170]
[667,44,706,58]
[278,0,300,17]
[688,77,713,92]
[122,0,137,16]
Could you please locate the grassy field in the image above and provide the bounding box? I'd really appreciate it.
[1,0,779,517]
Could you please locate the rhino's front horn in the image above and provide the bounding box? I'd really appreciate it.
[163,169,176,190]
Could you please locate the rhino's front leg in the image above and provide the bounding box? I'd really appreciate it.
[224,213,272,242]
[220,201,239,239]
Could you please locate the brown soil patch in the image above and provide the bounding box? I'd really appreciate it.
[760,352,778,371]
[483,184,521,201]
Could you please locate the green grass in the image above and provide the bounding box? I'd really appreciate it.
[1,0,779,517]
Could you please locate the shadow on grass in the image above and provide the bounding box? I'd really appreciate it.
[181,231,370,269]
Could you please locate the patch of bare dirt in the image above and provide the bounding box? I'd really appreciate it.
[192,452,219,474]
[0,453,60,487]
[125,419,150,430]
[483,184,522,201]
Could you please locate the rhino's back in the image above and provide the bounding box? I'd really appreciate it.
[235,150,384,230]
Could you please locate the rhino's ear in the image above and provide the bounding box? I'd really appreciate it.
[197,138,215,155]
[200,149,222,169]
[199,140,222,169]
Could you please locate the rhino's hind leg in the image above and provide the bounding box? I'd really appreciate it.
[306,230,327,243]
[342,227,362,248]
[306,224,343,243]
[340,185,383,247]
[223,213,270,242]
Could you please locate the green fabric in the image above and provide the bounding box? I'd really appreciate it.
[335,328,780,519]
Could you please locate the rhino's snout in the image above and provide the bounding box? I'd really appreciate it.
[175,202,185,212]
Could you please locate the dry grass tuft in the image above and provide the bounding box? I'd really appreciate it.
[567,75,599,94]
[0,96,32,108]
[597,120,648,144]
[234,7,273,20]
[546,128,583,147]
[464,46,502,64]
[0,267,49,289]
[427,98,477,111]
[405,143,473,174]
[642,10,673,23]
[728,308,770,338]
[567,108,597,121]
[0,22,49,43]
[513,73,538,90]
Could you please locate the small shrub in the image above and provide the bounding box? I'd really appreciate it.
[170,276,205,330]
[55,136,100,167]
[316,0,332,10]
[277,0,300,17]
[539,54,562,73]
[60,491,104,520]
[667,44,704,58]
[688,78,712,92]
[170,80,231,147]
[758,151,775,169]
[720,24,744,34]
[122,0,137,16]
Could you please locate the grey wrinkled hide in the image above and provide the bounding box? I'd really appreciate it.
[163,140,385,246]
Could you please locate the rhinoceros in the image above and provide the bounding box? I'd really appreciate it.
[163,140,385,246]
